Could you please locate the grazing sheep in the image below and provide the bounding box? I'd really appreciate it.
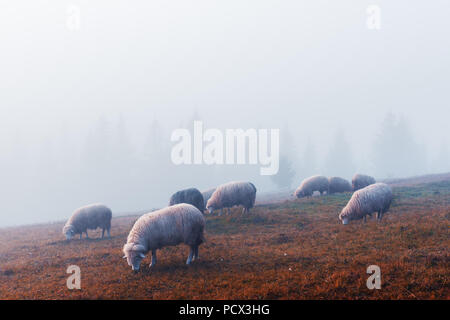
[206,181,257,215]
[201,188,216,208]
[169,187,205,212]
[123,203,205,271]
[63,204,112,240]
[352,173,376,191]
[339,183,393,225]
[328,177,352,194]
[294,175,329,198]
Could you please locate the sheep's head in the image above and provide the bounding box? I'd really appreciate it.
[63,225,75,240]
[294,189,305,198]
[123,243,146,271]
[340,216,349,225]
[205,199,216,214]
[338,209,350,225]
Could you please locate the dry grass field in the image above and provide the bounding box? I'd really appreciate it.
[0,178,449,299]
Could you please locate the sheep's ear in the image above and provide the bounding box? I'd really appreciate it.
[139,253,145,258]
[123,255,127,259]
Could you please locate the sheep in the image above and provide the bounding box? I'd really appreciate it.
[201,188,216,208]
[339,183,393,225]
[123,203,205,271]
[206,181,256,215]
[62,204,112,240]
[169,187,205,212]
[328,176,352,194]
[294,175,329,198]
[352,173,376,191]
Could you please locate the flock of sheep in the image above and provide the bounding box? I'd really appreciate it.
[62,173,392,272]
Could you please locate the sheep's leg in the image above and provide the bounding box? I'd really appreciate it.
[107,228,111,238]
[85,230,89,239]
[186,247,195,265]
[102,229,105,238]
[363,215,367,223]
[194,245,199,260]
[150,250,157,267]
[377,211,383,222]
[219,209,223,216]
[79,234,82,240]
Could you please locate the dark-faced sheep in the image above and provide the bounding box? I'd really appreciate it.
[294,175,329,198]
[206,181,256,215]
[123,204,205,271]
[352,173,376,191]
[339,183,393,225]
[63,204,112,240]
[328,177,352,194]
[169,187,205,212]
[201,188,216,208]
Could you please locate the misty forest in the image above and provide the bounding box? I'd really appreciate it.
[0,110,447,227]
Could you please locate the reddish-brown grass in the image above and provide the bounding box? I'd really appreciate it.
[0,180,449,299]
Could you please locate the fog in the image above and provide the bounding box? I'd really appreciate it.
[0,1,449,227]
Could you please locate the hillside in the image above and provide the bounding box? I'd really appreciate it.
[0,179,449,299]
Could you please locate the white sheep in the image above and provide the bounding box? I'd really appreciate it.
[63,204,112,240]
[206,181,256,215]
[294,175,329,198]
[123,203,205,271]
[339,183,393,225]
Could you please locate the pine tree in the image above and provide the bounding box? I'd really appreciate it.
[270,126,297,189]
[270,156,295,189]
[324,129,355,179]
[372,113,426,178]
[300,138,317,179]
